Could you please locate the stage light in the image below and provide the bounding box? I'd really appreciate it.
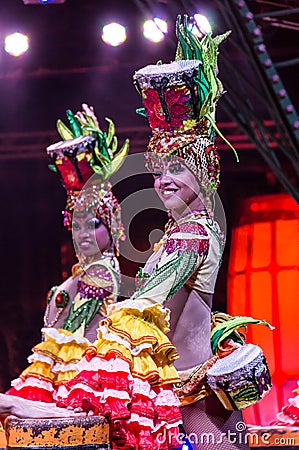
[194,14,212,34]
[101,22,127,47]
[143,18,168,43]
[4,33,29,56]
[23,0,66,4]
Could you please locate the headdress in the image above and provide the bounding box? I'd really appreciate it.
[134,15,236,198]
[46,104,129,254]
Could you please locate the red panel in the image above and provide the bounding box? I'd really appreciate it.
[227,193,299,426]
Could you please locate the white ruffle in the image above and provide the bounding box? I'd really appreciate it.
[153,388,181,407]
[76,356,132,379]
[28,353,55,367]
[153,419,183,432]
[289,395,299,407]
[11,376,53,392]
[52,362,79,373]
[276,412,296,425]
[129,413,182,431]
[129,413,154,429]
[131,377,156,399]
[59,382,130,402]
[100,388,130,402]
[54,384,69,400]
[42,327,91,345]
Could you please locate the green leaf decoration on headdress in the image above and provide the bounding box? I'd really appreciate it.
[176,15,231,120]
[57,118,74,141]
[66,109,82,137]
[175,15,238,161]
[56,104,129,181]
[210,313,274,355]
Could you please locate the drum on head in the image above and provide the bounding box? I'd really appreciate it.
[47,135,97,191]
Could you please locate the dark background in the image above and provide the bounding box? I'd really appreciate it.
[0,0,298,390]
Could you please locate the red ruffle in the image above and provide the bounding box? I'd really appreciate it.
[282,404,299,424]
[57,364,132,420]
[113,423,182,450]
[6,386,53,403]
[57,353,182,449]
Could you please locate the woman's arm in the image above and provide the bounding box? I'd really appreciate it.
[112,221,210,315]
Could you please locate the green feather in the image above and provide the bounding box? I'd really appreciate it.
[56,119,74,141]
[105,117,115,147]
[111,135,118,154]
[66,110,82,138]
[48,164,58,173]
[210,315,273,354]
[136,108,147,117]
[110,138,129,173]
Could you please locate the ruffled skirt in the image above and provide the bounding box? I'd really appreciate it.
[57,306,183,449]
[7,328,90,402]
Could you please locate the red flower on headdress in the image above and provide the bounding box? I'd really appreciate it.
[143,87,191,131]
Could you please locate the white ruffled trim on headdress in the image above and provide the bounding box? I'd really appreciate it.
[135,60,201,89]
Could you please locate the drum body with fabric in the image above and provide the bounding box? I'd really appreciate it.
[47,134,97,192]
[207,344,271,410]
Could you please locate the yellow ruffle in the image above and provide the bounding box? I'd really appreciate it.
[32,339,60,362]
[94,338,133,363]
[55,341,88,365]
[55,369,79,385]
[20,329,89,386]
[132,349,180,384]
[101,308,178,359]
[32,329,88,365]
[21,361,55,383]
[93,307,180,385]
[109,302,171,334]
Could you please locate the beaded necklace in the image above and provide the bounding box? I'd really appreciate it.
[43,286,70,328]
[43,251,118,330]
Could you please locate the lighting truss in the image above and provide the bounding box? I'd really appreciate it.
[22,0,66,4]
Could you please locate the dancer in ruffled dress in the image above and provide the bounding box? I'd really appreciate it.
[2,104,128,404]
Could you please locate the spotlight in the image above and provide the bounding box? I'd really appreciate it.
[4,33,29,56]
[143,18,168,43]
[102,22,127,47]
[23,0,66,4]
[193,14,212,34]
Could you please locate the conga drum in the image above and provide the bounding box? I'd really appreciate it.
[4,415,110,450]
[207,344,271,410]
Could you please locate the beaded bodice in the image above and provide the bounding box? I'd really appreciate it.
[137,210,223,295]
[44,256,119,336]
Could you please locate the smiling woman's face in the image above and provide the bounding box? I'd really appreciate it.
[72,213,112,258]
[153,158,203,216]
